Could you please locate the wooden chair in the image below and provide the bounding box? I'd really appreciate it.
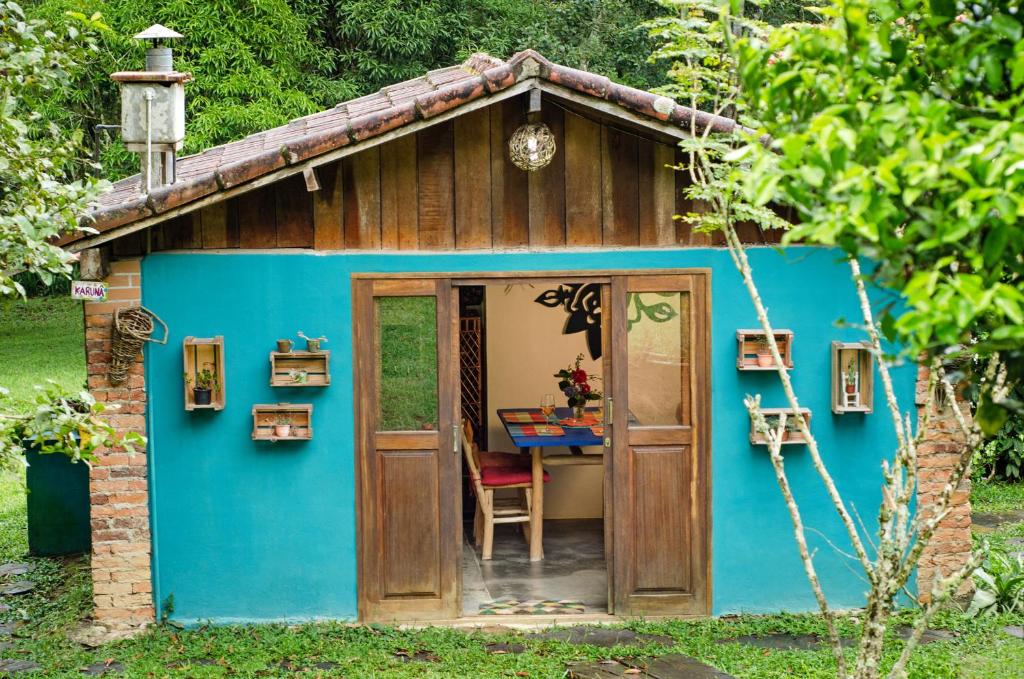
[461,420,549,560]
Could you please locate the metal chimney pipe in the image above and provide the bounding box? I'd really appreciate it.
[145,47,173,72]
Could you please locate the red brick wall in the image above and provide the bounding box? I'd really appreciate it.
[84,258,154,627]
[915,365,973,600]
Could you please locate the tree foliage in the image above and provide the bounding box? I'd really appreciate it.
[734,0,1024,430]
[0,2,108,298]
[22,0,674,179]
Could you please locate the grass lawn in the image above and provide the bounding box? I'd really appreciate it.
[971,480,1024,515]
[2,297,1024,675]
[0,297,85,411]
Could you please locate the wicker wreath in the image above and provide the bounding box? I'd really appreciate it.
[109,306,168,385]
[508,123,556,171]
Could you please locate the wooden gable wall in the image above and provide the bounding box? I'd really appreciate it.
[112,94,779,256]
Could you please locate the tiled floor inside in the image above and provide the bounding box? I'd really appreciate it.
[462,518,607,616]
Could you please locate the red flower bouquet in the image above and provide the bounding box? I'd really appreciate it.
[554,353,603,416]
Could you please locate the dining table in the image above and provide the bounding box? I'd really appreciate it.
[496,407,605,561]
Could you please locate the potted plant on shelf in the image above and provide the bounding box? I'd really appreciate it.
[755,337,774,367]
[845,356,858,395]
[273,413,292,439]
[276,339,293,353]
[554,353,603,421]
[185,365,218,406]
[297,331,327,353]
[289,369,309,385]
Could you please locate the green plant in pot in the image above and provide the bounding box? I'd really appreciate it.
[185,365,218,406]
[273,413,292,439]
[297,331,328,353]
[289,369,309,385]
[0,382,145,467]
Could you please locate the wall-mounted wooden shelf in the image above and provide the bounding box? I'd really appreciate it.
[736,329,793,371]
[183,336,225,411]
[252,403,313,441]
[832,341,873,414]
[750,407,812,446]
[270,351,330,387]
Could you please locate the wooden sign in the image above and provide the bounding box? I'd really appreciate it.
[71,281,108,301]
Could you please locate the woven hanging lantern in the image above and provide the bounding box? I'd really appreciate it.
[508,122,556,171]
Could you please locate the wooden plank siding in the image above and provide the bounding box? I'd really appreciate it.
[147,95,780,253]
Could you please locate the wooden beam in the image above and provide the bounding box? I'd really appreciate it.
[78,247,109,280]
[303,166,321,192]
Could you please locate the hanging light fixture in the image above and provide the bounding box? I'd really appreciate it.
[508,89,556,172]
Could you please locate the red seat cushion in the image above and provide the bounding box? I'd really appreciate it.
[478,451,527,469]
[480,465,551,487]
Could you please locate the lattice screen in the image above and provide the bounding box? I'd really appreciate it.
[460,317,484,445]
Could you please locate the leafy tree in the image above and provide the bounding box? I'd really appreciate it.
[0,2,108,298]
[736,0,1024,430]
[652,0,1021,676]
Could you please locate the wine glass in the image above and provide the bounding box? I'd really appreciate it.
[540,394,556,422]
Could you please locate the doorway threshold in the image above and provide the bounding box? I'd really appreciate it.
[398,611,620,630]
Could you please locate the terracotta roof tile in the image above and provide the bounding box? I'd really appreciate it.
[73,50,742,243]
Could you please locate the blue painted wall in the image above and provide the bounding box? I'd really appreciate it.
[141,247,916,624]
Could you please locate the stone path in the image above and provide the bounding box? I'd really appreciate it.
[531,626,674,647]
[567,655,734,678]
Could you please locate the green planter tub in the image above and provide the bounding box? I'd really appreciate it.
[25,447,91,556]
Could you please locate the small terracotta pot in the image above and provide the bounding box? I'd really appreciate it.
[756,353,774,367]
[273,424,291,438]
[845,384,856,394]
[276,339,293,353]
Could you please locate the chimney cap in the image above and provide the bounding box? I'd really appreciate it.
[133,24,183,41]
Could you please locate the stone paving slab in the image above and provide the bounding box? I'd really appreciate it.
[532,626,675,647]
[0,659,40,673]
[971,510,1024,532]
[0,582,34,596]
[0,566,29,579]
[1003,625,1024,640]
[567,654,735,678]
[81,661,124,676]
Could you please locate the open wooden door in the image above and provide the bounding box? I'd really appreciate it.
[354,278,460,621]
[609,273,710,616]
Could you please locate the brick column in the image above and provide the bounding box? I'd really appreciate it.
[84,258,154,627]
[915,364,973,600]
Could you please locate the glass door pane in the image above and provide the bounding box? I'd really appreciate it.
[626,291,690,426]
[374,296,439,431]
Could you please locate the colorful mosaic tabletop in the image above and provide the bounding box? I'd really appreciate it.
[479,599,586,615]
[505,423,565,437]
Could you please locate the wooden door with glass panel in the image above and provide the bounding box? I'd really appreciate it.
[609,273,709,616]
[354,278,460,621]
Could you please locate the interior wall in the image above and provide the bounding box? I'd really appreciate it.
[484,284,604,520]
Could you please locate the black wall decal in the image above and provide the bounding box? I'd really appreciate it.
[534,283,603,360]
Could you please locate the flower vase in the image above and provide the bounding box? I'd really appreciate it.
[573,405,585,420]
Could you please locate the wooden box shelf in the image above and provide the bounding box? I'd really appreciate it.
[832,341,874,414]
[270,351,330,387]
[252,403,313,441]
[183,336,225,411]
[750,407,812,446]
[736,329,794,371]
